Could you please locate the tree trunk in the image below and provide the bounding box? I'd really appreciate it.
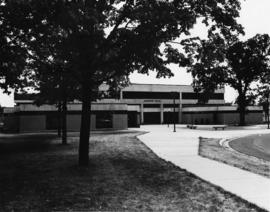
[238,95,246,126]
[267,111,270,129]
[79,83,91,166]
[237,91,246,126]
[62,98,67,145]
[239,106,246,126]
[57,102,62,137]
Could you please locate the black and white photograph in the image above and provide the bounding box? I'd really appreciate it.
[0,0,270,211]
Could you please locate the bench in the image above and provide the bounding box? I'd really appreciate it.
[213,125,227,130]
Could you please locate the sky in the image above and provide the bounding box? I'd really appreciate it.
[1,0,270,107]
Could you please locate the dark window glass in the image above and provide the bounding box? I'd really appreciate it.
[144,104,161,108]
[128,111,139,127]
[182,93,224,100]
[164,104,180,108]
[143,112,161,124]
[123,92,179,99]
[123,91,223,100]
[164,112,179,124]
[96,112,113,128]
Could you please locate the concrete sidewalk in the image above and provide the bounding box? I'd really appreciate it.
[135,125,270,211]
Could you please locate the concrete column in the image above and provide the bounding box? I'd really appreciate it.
[140,103,144,124]
[179,92,183,123]
[160,104,164,124]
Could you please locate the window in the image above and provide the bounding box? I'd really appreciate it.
[96,112,113,129]
[164,104,180,108]
[144,104,161,108]
[182,93,224,100]
[123,91,179,99]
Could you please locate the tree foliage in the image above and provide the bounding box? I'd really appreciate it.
[0,9,28,93]
[1,0,244,165]
[254,84,270,128]
[184,34,270,125]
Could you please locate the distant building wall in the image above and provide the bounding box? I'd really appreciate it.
[3,114,19,132]
[3,103,128,133]
[13,84,226,126]
[183,112,263,125]
[220,113,238,125]
[90,114,96,130]
[182,106,263,125]
[66,114,98,131]
[113,114,128,130]
[245,112,263,125]
[10,84,267,129]
[67,114,81,131]
[19,115,46,132]
[182,113,214,125]
[217,112,263,125]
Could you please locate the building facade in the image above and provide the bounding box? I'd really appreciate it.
[182,106,263,125]
[3,83,264,133]
[3,103,132,133]
[101,83,225,125]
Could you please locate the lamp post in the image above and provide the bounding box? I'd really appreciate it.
[171,92,177,132]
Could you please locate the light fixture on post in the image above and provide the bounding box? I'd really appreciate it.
[171,92,177,132]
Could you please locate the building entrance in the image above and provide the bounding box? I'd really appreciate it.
[143,112,160,124]
[128,111,139,127]
[164,112,179,124]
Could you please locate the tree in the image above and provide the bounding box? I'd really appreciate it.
[0,0,82,144]
[184,34,270,126]
[255,85,270,128]
[32,61,81,144]
[2,0,244,165]
[0,5,28,93]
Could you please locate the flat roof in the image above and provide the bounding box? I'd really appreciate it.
[130,83,192,87]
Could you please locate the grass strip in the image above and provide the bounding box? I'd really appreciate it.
[199,138,270,179]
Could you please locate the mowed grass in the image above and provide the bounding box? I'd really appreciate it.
[199,138,270,179]
[0,132,266,211]
[230,134,270,162]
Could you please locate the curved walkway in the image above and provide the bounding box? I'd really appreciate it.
[134,125,270,211]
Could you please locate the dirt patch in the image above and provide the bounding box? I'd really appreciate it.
[0,132,266,211]
[199,138,270,179]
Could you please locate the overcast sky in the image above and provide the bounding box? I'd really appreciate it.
[1,0,270,107]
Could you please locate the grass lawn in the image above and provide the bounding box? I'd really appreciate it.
[0,131,266,211]
[230,134,270,162]
[199,138,270,179]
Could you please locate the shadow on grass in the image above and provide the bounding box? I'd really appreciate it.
[0,134,58,154]
[0,132,267,212]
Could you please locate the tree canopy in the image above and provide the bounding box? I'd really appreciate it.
[1,0,244,165]
[184,34,270,125]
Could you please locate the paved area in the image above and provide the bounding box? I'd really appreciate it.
[135,125,270,211]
